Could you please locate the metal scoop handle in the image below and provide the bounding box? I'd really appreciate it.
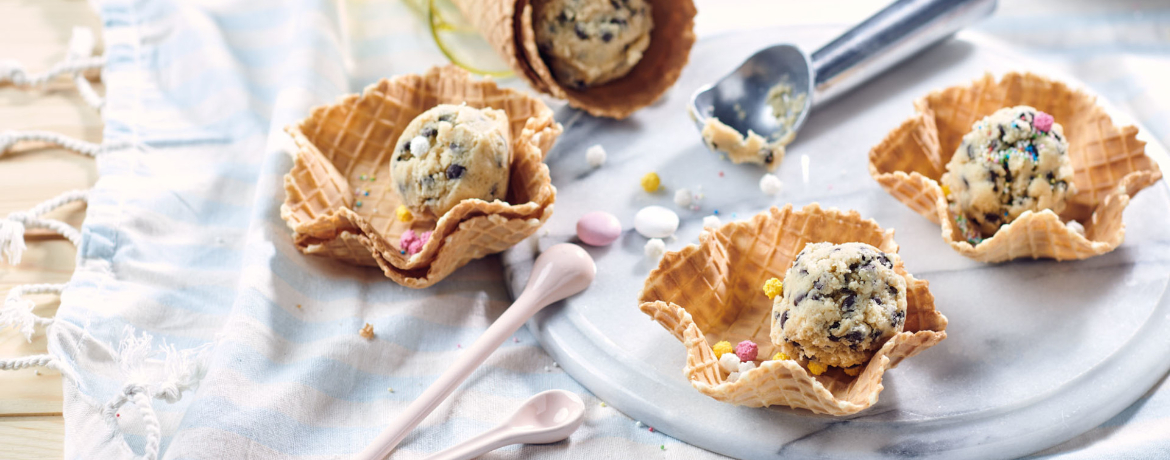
[812,0,997,105]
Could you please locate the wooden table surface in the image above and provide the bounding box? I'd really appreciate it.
[1,0,104,458]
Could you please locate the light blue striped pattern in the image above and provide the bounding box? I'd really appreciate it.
[46,0,1170,458]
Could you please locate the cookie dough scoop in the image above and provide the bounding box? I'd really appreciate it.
[689,0,995,167]
[392,104,512,219]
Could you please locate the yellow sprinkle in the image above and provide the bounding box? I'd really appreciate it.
[712,341,733,359]
[941,184,951,198]
[387,387,395,393]
[600,402,607,407]
[771,352,789,361]
[807,361,827,376]
[762,278,783,299]
[843,366,861,377]
[396,205,413,222]
[640,172,661,193]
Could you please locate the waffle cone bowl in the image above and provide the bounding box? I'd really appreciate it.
[450,0,696,119]
[869,72,1163,263]
[281,65,562,288]
[638,204,948,415]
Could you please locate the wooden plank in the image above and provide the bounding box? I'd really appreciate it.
[0,416,66,460]
[0,1,103,459]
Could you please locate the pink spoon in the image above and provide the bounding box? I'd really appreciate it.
[422,389,585,460]
[355,243,596,460]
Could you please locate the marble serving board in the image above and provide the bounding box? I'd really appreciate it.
[500,27,1170,460]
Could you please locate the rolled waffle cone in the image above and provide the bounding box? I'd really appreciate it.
[869,72,1163,263]
[638,204,947,415]
[282,65,562,288]
[453,0,696,119]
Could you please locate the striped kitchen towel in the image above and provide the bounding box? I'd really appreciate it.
[4,0,1168,458]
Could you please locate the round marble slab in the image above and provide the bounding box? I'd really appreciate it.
[502,27,1170,460]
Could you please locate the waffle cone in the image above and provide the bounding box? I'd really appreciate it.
[638,204,947,415]
[869,72,1163,263]
[453,0,696,119]
[282,65,562,288]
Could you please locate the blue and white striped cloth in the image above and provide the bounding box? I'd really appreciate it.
[46,0,1170,458]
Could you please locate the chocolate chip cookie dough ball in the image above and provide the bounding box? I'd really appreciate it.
[770,242,907,369]
[391,104,511,219]
[533,0,653,88]
[940,106,1076,240]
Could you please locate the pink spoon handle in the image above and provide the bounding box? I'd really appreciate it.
[354,244,595,460]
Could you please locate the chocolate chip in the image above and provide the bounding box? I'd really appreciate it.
[780,310,788,328]
[878,254,892,268]
[575,24,588,39]
[422,176,435,187]
[966,143,974,160]
[397,152,413,161]
[421,127,437,138]
[887,285,897,296]
[828,321,841,341]
[449,142,462,153]
[610,17,627,26]
[610,0,621,9]
[601,31,613,42]
[844,330,865,344]
[556,11,568,23]
[892,310,905,326]
[446,164,465,179]
[437,113,454,123]
[763,151,774,164]
[984,212,1001,223]
[794,291,807,305]
[490,184,499,198]
[800,268,809,276]
[813,279,824,290]
[400,142,410,152]
[872,296,882,305]
[841,294,856,312]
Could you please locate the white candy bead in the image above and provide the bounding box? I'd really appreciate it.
[673,188,692,207]
[702,215,721,230]
[634,206,679,238]
[586,144,606,168]
[759,173,783,195]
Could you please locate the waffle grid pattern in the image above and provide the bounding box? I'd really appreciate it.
[454,0,696,119]
[281,66,560,288]
[638,204,947,415]
[869,72,1163,263]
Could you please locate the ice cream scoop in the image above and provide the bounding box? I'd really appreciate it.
[689,0,997,151]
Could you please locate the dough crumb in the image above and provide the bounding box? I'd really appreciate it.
[359,323,375,340]
[759,174,783,195]
[586,144,607,167]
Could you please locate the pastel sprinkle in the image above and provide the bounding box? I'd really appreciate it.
[734,340,758,362]
[844,366,861,377]
[1034,111,1054,132]
[762,278,783,299]
[808,361,828,376]
[600,402,607,407]
[355,201,363,207]
[364,191,370,196]
[649,427,655,433]
[660,445,665,450]
[388,387,395,393]
[718,171,724,177]
[360,174,367,180]
[772,352,789,361]
[712,340,733,358]
[641,172,661,193]
[941,184,951,198]
[396,205,413,222]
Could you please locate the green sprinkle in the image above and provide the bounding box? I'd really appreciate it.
[356,201,363,207]
[660,445,666,451]
[360,174,367,180]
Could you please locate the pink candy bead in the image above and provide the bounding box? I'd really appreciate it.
[1034,111,1054,133]
[400,229,432,255]
[576,211,621,246]
[735,340,758,361]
